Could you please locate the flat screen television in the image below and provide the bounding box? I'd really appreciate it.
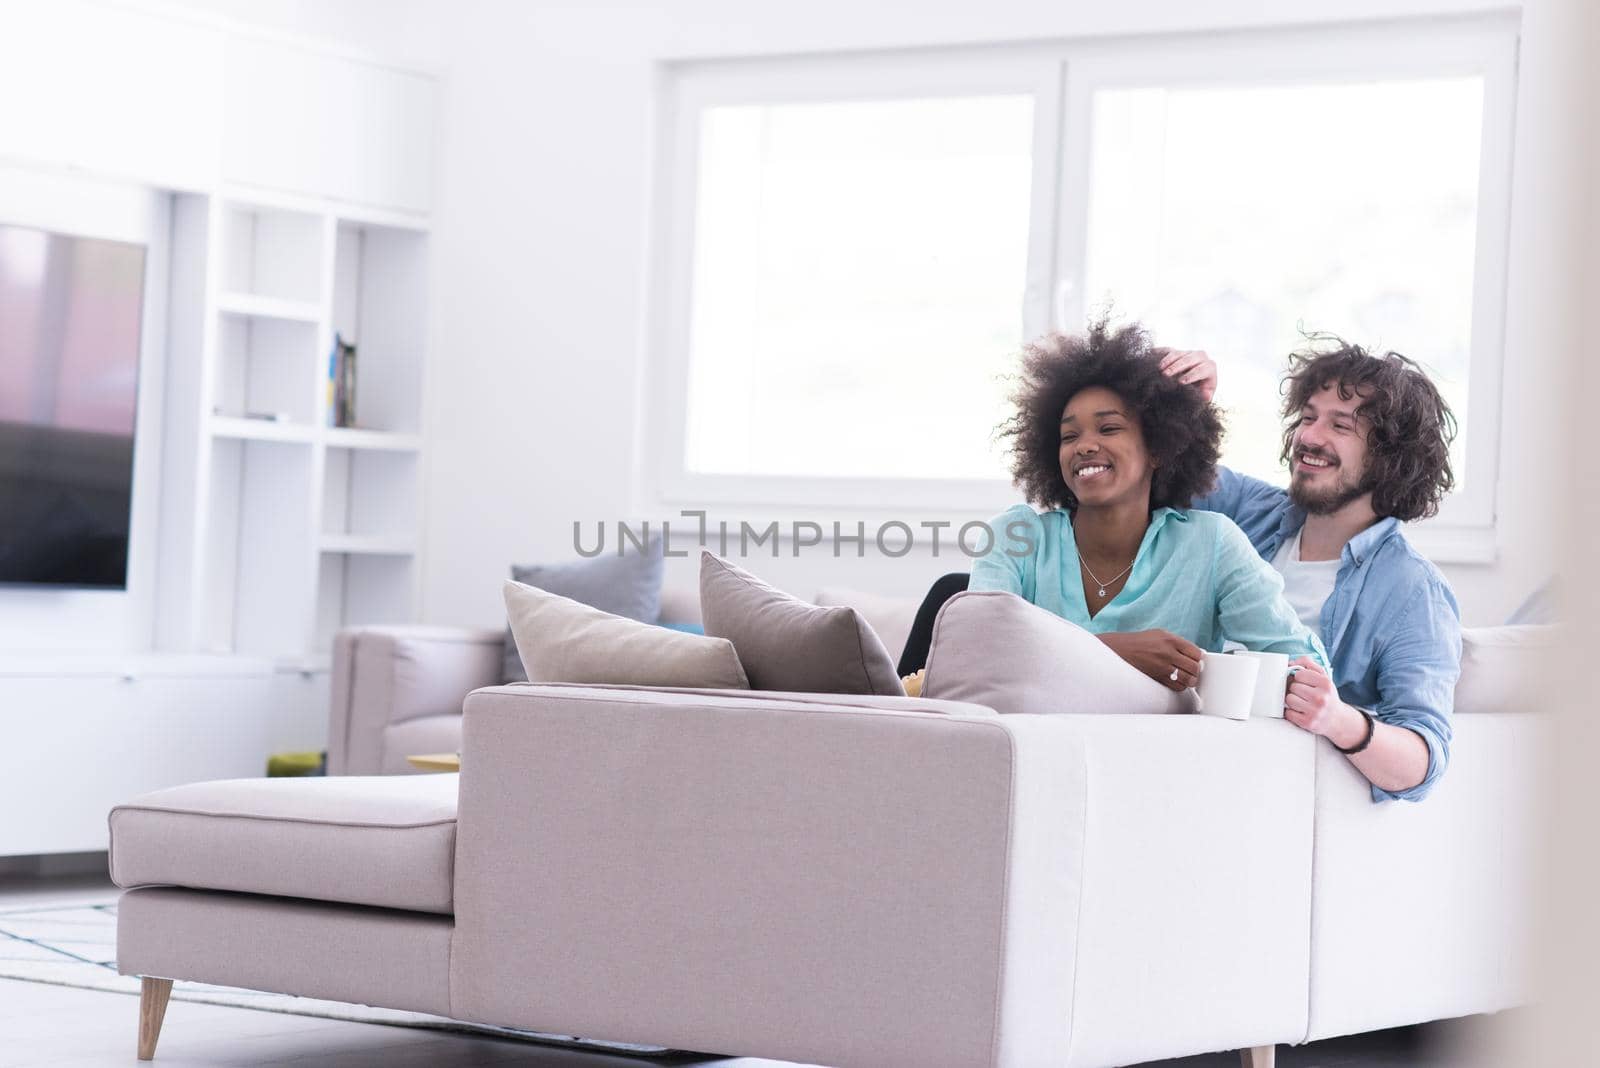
[0,222,147,589]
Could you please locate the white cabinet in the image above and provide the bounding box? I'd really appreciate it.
[0,4,435,213]
[223,36,435,214]
[0,1,224,191]
[0,668,328,856]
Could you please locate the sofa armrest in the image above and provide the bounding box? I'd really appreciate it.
[327,625,503,775]
[450,686,1317,1068]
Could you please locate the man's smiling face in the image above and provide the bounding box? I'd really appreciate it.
[1288,383,1373,515]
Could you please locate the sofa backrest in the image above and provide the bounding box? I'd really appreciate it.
[658,584,1560,715]
[1455,624,1560,715]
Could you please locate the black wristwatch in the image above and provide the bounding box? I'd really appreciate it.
[1335,709,1377,755]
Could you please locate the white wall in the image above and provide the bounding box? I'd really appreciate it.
[143,0,441,69]
[414,0,1564,629]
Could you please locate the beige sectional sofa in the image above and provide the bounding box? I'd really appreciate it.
[110,597,1549,1066]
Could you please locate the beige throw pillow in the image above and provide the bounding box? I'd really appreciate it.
[699,552,904,696]
[503,580,749,689]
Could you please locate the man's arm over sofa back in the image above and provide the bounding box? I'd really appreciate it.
[327,625,503,775]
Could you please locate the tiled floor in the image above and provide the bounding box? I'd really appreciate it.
[0,874,1521,1068]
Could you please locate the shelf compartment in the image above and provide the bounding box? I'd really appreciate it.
[321,447,419,541]
[315,553,417,649]
[202,437,317,657]
[330,221,426,434]
[220,202,325,305]
[212,314,321,425]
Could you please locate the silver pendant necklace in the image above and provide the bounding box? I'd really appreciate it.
[1079,555,1134,598]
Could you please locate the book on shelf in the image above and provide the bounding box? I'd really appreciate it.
[327,332,358,428]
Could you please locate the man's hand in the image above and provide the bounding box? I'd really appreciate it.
[1284,657,1367,747]
[1159,349,1218,404]
[1098,630,1203,691]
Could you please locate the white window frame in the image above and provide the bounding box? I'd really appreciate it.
[641,17,1518,560]
[643,48,1063,520]
[1053,17,1518,562]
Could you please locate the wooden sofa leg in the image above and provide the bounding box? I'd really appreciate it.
[1240,1045,1276,1068]
[137,977,173,1060]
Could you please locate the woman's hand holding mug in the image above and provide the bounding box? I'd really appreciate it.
[1098,630,1204,691]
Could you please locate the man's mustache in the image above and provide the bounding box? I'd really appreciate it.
[1295,447,1338,467]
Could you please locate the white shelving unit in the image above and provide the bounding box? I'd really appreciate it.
[159,191,428,664]
[0,6,438,858]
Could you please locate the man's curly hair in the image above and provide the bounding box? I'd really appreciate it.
[998,319,1224,511]
[1280,338,1457,522]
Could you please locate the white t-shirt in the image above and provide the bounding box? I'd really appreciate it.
[1271,530,1340,642]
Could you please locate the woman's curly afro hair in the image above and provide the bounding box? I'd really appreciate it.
[998,318,1224,512]
[1280,337,1457,522]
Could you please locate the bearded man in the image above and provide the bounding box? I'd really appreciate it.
[1164,340,1461,801]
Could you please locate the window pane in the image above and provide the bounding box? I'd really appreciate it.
[1083,79,1483,489]
[684,95,1033,480]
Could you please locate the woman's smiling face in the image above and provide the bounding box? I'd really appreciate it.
[1058,386,1155,509]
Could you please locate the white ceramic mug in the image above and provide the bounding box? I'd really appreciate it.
[1230,650,1301,719]
[1194,651,1259,721]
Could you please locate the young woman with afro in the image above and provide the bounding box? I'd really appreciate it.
[898,319,1326,708]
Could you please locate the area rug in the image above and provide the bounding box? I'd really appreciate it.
[0,900,672,1055]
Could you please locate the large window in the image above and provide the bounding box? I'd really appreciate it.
[685,94,1033,482]
[1082,79,1483,490]
[651,20,1515,551]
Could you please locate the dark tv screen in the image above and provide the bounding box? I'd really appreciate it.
[0,222,146,589]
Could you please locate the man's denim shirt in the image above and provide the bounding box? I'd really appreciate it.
[1195,468,1462,802]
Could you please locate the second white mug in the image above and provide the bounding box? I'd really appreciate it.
[1230,650,1301,719]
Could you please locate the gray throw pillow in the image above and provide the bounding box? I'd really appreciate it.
[504,580,748,689]
[698,551,902,696]
[501,531,664,683]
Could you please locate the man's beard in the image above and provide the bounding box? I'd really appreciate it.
[1288,452,1371,516]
